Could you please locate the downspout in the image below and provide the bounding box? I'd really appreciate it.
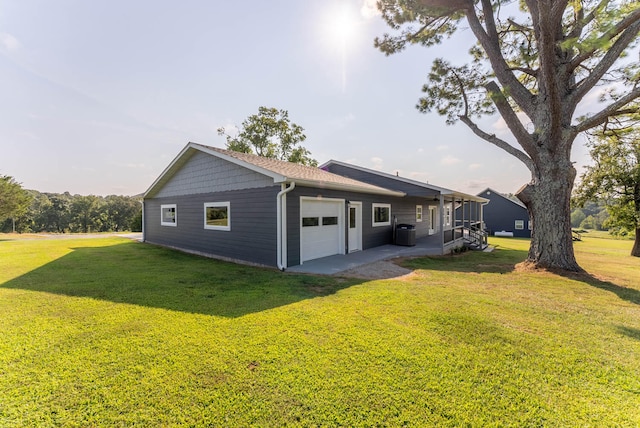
[140,200,146,242]
[277,182,296,271]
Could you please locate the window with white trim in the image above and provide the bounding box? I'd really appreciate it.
[204,202,231,231]
[416,205,423,222]
[372,203,391,227]
[444,206,451,226]
[161,204,177,227]
[515,220,525,230]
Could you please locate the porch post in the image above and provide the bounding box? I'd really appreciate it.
[439,194,445,249]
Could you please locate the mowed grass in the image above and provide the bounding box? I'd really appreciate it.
[1,235,639,426]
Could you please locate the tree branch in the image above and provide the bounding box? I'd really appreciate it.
[535,1,563,141]
[572,87,640,135]
[570,7,640,69]
[570,12,640,98]
[510,66,538,78]
[567,0,608,40]
[485,81,536,156]
[458,115,535,174]
[464,1,535,118]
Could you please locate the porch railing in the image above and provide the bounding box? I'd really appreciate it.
[463,225,488,250]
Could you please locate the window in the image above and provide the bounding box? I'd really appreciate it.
[372,203,391,227]
[161,204,177,227]
[204,202,230,231]
[416,205,423,222]
[302,217,319,227]
[515,220,525,230]
[322,216,339,226]
[444,206,451,226]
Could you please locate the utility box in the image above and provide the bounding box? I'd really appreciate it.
[395,224,416,246]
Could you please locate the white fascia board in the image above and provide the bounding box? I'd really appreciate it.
[143,143,195,198]
[448,192,489,203]
[292,179,405,197]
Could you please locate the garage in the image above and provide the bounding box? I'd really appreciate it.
[300,198,344,262]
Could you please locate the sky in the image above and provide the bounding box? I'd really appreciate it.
[0,0,598,196]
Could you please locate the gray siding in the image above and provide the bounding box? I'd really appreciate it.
[145,186,279,266]
[478,189,531,238]
[285,186,431,266]
[155,151,274,198]
[324,163,440,197]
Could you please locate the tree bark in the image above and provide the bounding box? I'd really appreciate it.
[516,154,582,271]
[631,229,640,257]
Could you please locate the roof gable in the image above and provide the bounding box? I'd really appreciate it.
[477,188,527,210]
[145,143,404,198]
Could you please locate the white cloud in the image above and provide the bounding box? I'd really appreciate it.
[360,0,380,18]
[370,156,384,170]
[435,144,448,151]
[408,171,430,183]
[0,32,20,51]
[465,179,490,190]
[468,163,482,170]
[441,155,461,166]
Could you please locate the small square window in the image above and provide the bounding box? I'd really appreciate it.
[161,204,177,227]
[416,205,423,222]
[204,202,230,231]
[372,203,391,227]
[515,220,525,230]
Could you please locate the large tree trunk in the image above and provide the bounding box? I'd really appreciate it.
[516,159,582,272]
[632,228,640,257]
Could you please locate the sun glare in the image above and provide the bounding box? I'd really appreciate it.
[329,4,356,46]
[320,2,361,92]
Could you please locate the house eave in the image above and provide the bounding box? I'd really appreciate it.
[286,179,405,197]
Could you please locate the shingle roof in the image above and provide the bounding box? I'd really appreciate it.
[145,142,404,197]
[321,159,489,203]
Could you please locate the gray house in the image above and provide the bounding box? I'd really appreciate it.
[477,188,531,238]
[143,142,487,269]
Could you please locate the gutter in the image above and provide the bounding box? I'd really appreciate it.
[276,182,296,271]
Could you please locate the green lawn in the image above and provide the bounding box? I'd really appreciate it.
[1,235,639,426]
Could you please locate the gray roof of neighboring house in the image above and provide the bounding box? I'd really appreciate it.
[477,187,528,209]
[144,142,405,198]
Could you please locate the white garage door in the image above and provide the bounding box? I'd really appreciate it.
[301,198,344,262]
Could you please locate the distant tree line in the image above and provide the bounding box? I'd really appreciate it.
[570,202,611,232]
[1,188,142,234]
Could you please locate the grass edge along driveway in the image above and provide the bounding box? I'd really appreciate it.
[0,235,639,426]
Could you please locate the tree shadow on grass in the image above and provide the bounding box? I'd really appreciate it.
[400,245,528,275]
[563,270,640,306]
[0,241,361,318]
[402,243,640,306]
[616,325,640,341]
